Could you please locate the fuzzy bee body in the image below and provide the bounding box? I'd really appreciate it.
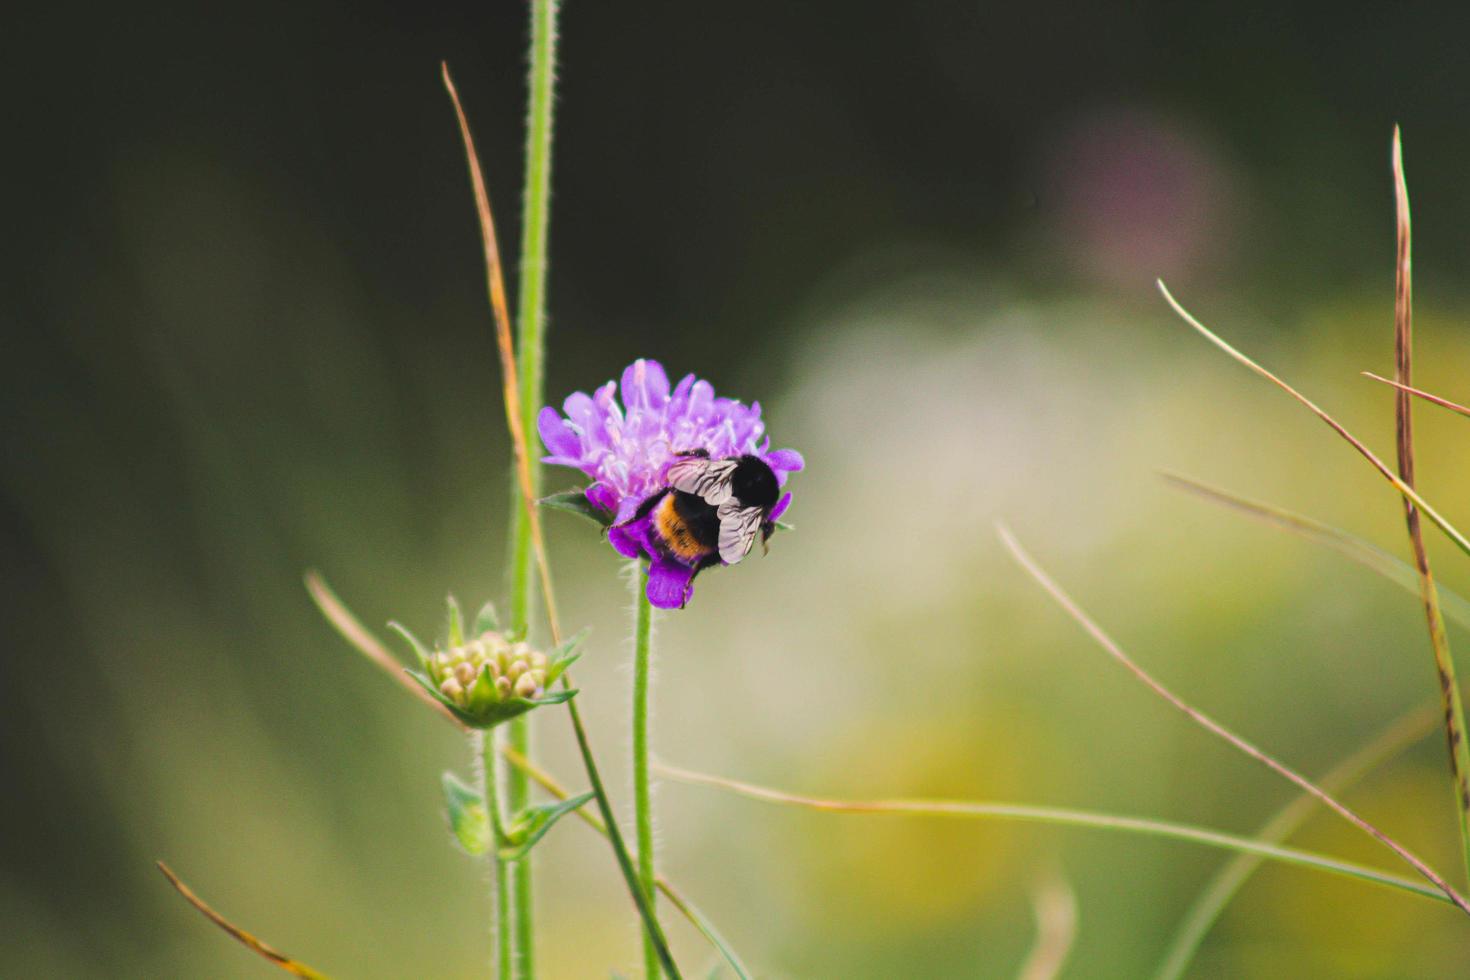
[628,450,781,576]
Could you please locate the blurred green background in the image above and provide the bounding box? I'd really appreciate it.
[8,1,1470,976]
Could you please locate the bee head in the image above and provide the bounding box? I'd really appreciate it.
[730,455,779,509]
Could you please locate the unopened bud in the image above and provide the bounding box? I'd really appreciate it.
[514,672,540,699]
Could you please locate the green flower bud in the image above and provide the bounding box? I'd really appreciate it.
[396,600,589,730]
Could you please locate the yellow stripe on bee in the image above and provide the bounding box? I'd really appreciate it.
[655,495,710,562]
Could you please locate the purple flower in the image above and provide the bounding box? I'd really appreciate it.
[539,359,803,609]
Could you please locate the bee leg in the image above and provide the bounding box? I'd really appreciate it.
[614,488,669,529]
[680,555,723,609]
[760,521,776,555]
[673,447,711,459]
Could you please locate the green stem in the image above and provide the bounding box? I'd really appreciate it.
[506,2,560,975]
[631,560,658,978]
[478,730,513,980]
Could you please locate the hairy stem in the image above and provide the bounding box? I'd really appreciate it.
[508,3,559,970]
[478,730,512,979]
[631,560,659,978]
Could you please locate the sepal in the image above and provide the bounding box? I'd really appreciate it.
[540,488,615,528]
[406,669,576,730]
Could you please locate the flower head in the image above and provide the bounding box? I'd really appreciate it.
[394,599,581,729]
[539,359,803,608]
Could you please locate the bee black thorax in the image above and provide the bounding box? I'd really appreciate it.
[729,455,779,509]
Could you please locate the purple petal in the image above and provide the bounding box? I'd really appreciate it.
[609,511,657,559]
[764,448,805,473]
[562,391,596,426]
[539,406,582,458]
[768,492,792,524]
[585,483,618,514]
[620,359,670,412]
[608,524,643,559]
[647,557,697,609]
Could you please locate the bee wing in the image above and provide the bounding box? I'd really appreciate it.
[716,500,764,565]
[666,456,737,505]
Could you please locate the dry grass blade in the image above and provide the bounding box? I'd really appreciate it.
[1364,373,1470,419]
[1017,872,1078,980]
[441,62,562,647]
[995,524,1470,914]
[445,60,682,978]
[156,862,330,979]
[1162,473,1470,630]
[305,571,461,726]
[1156,280,1470,561]
[1388,126,1470,884]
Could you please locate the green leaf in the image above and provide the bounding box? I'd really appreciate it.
[549,627,590,663]
[442,771,491,855]
[473,600,500,636]
[445,595,465,647]
[540,488,614,528]
[773,521,794,532]
[388,621,432,671]
[500,792,595,861]
[543,628,589,686]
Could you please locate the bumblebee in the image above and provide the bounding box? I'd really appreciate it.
[625,449,781,573]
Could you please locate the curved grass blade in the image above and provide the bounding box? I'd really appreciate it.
[997,525,1470,914]
[156,862,330,979]
[1157,280,1470,562]
[1160,474,1470,631]
[1386,126,1470,887]
[1363,373,1470,420]
[306,571,459,725]
[653,763,1449,906]
[1017,871,1078,980]
[1153,701,1439,980]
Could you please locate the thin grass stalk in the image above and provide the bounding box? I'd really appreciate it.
[1153,702,1439,980]
[1364,373,1470,419]
[478,730,513,979]
[506,5,561,970]
[654,763,1451,905]
[1160,473,1470,630]
[630,560,659,978]
[1157,281,1470,561]
[156,863,331,979]
[441,65,679,976]
[1389,128,1470,887]
[996,525,1470,914]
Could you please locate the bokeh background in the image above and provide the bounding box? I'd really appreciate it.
[8,1,1470,976]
